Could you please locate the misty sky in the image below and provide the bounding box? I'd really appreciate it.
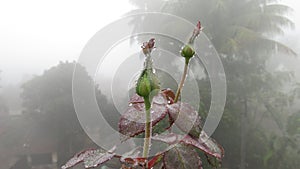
[0,0,299,85]
[0,0,134,84]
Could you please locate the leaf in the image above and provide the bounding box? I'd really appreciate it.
[182,132,224,159]
[118,147,165,168]
[167,102,202,138]
[119,91,171,138]
[153,132,224,159]
[161,88,176,103]
[153,133,182,145]
[147,153,164,168]
[204,154,222,168]
[163,144,203,169]
[120,147,147,167]
[61,146,116,169]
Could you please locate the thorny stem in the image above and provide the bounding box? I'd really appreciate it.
[143,96,152,159]
[174,59,189,103]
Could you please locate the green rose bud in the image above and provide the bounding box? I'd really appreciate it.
[181,44,195,62]
[136,68,160,98]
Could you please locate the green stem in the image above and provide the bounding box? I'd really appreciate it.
[174,58,190,103]
[143,96,152,158]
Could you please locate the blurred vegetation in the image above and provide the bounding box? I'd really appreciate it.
[20,61,114,167]
[0,71,9,116]
[0,0,299,169]
[127,0,299,169]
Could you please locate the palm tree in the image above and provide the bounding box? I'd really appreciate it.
[129,0,295,56]
[128,0,296,168]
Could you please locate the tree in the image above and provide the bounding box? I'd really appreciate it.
[21,61,112,166]
[0,70,9,116]
[128,0,297,169]
[0,96,9,116]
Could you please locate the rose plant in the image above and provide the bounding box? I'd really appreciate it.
[62,21,224,169]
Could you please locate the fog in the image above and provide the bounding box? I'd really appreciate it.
[1,0,300,83]
[0,0,134,84]
[0,0,300,169]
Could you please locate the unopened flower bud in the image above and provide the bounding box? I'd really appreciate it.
[181,44,195,61]
[136,68,160,98]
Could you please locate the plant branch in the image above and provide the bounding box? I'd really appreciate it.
[143,96,152,158]
[174,60,189,103]
[174,21,202,103]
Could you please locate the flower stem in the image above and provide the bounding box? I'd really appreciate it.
[143,96,152,158]
[174,58,190,103]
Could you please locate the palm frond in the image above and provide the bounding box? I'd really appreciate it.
[259,38,297,56]
[219,25,297,56]
[234,12,294,33]
[264,4,293,15]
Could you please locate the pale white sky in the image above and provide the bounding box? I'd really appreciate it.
[0,0,134,84]
[0,0,299,84]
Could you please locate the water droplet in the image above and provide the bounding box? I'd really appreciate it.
[129,103,133,106]
[167,100,171,104]
[154,94,166,104]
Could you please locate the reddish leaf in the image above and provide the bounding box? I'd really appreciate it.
[161,88,175,104]
[182,133,224,159]
[147,153,164,168]
[167,102,202,138]
[129,89,173,105]
[153,132,224,159]
[120,147,146,167]
[129,94,144,104]
[205,154,222,168]
[121,157,147,168]
[119,91,171,138]
[61,149,91,169]
[61,146,116,169]
[163,144,203,169]
[152,133,181,145]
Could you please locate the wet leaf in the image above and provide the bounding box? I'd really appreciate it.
[153,132,224,159]
[120,147,146,167]
[161,88,176,103]
[163,144,203,169]
[119,92,170,138]
[182,132,224,159]
[61,146,116,169]
[167,102,202,138]
[147,153,164,168]
[205,154,222,168]
[153,133,182,145]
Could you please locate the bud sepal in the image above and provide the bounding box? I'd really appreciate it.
[136,68,160,98]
